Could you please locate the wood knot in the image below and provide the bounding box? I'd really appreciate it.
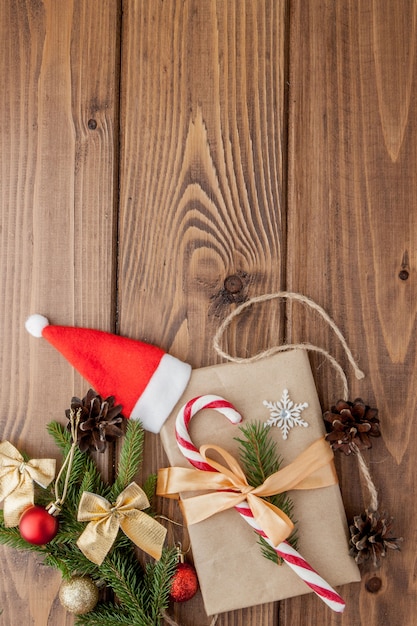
[224,275,243,294]
[209,272,250,316]
[365,576,382,593]
[398,269,409,281]
[399,251,409,280]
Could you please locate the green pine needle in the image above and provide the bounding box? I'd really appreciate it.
[235,422,298,563]
[47,420,72,454]
[0,522,46,554]
[142,474,158,509]
[78,469,101,499]
[75,603,135,626]
[45,542,98,580]
[235,421,282,484]
[142,547,178,620]
[97,550,153,626]
[109,420,144,501]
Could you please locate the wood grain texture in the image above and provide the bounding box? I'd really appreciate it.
[119,2,287,624]
[119,0,287,363]
[3,0,416,624]
[0,0,120,623]
[286,1,416,624]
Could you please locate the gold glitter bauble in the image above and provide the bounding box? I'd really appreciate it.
[59,576,99,615]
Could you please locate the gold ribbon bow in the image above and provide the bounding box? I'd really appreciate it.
[76,482,167,565]
[157,437,337,547]
[0,441,56,527]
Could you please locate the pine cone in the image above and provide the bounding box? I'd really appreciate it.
[66,389,125,453]
[323,398,380,455]
[349,509,403,567]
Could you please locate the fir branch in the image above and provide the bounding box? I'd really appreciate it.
[109,420,144,501]
[47,420,72,454]
[44,541,98,580]
[48,526,84,545]
[235,422,298,562]
[235,421,282,485]
[98,550,153,626]
[75,603,133,626]
[258,535,282,565]
[142,474,158,509]
[42,552,72,578]
[142,547,178,621]
[78,469,102,499]
[0,523,46,554]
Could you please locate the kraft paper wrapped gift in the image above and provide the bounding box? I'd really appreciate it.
[160,349,360,615]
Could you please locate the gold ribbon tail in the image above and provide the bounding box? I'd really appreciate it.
[121,511,167,561]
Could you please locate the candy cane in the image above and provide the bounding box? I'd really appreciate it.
[175,395,345,613]
[175,394,243,471]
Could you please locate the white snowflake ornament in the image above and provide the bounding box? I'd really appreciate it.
[263,389,309,440]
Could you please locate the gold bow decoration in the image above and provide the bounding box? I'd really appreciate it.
[76,482,167,565]
[0,440,56,527]
[157,437,337,547]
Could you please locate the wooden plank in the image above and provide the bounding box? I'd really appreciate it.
[0,1,120,623]
[285,1,415,624]
[119,1,287,624]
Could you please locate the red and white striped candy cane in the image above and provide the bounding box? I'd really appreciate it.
[234,501,345,612]
[175,394,243,470]
[175,395,345,613]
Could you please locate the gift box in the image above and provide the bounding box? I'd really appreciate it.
[160,349,360,615]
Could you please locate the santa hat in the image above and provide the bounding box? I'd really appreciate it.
[25,314,191,434]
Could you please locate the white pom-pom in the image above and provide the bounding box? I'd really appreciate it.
[25,314,49,338]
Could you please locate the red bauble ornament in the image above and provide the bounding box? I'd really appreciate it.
[19,505,59,545]
[169,562,199,603]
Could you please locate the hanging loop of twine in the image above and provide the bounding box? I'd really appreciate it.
[213,291,380,511]
[48,408,81,514]
[213,291,365,400]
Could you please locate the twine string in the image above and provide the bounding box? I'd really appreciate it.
[213,291,379,509]
[50,409,81,513]
[213,291,365,401]
[352,444,379,512]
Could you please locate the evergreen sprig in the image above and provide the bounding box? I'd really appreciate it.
[44,541,98,580]
[75,604,133,626]
[235,422,298,564]
[0,513,46,553]
[142,548,179,621]
[0,410,176,625]
[142,474,158,510]
[108,420,144,501]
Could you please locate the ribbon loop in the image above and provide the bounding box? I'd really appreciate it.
[0,441,56,527]
[157,437,337,547]
[77,482,167,565]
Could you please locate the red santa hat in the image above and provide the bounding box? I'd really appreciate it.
[25,314,191,434]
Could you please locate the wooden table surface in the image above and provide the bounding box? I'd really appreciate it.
[1,1,415,624]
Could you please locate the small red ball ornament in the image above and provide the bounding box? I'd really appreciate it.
[169,561,199,603]
[19,505,59,545]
